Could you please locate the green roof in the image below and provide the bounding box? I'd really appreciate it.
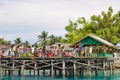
[75,34,116,48]
[81,36,102,45]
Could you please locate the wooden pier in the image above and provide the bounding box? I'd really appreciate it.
[0,57,115,77]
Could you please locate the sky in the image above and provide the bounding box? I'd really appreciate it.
[0,0,120,44]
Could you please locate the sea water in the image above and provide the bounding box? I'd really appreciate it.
[0,70,120,80]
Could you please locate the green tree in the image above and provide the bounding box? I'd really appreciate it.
[14,38,22,45]
[37,30,48,46]
[23,41,30,48]
[65,6,120,44]
[34,42,39,48]
[0,38,11,45]
[48,35,62,45]
[48,34,56,45]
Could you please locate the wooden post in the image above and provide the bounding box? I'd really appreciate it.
[50,61,54,77]
[29,70,31,75]
[8,70,11,76]
[62,60,65,76]
[34,62,37,76]
[5,70,7,75]
[0,69,1,76]
[0,62,2,76]
[95,68,98,76]
[87,60,91,77]
[66,70,68,76]
[112,61,114,75]
[21,60,25,76]
[12,60,15,75]
[59,70,62,76]
[55,70,57,76]
[18,70,21,76]
[110,61,112,76]
[38,70,40,75]
[74,60,77,77]
[103,61,106,77]
[79,68,81,76]
[43,69,45,76]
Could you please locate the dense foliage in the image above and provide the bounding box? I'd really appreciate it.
[65,7,120,44]
[37,31,62,47]
[0,38,11,45]
[14,38,22,45]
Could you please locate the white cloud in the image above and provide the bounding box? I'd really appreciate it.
[0,0,120,43]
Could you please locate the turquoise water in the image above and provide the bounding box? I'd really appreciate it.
[0,70,120,80]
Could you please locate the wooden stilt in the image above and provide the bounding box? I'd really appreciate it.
[38,70,40,75]
[60,70,62,76]
[62,60,65,76]
[12,60,15,75]
[95,68,98,76]
[110,61,112,76]
[43,69,45,76]
[87,60,91,77]
[34,62,37,76]
[81,69,84,76]
[21,60,25,76]
[103,61,106,77]
[8,70,11,76]
[5,70,7,75]
[74,60,77,77]
[55,70,57,76]
[50,61,54,77]
[0,67,2,76]
[112,61,114,75]
[66,70,68,76]
[29,70,31,75]
[18,70,21,76]
[79,68,81,76]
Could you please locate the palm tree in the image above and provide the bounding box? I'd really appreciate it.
[37,30,48,46]
[34,42,39,48]
[49,34,56,45]
[23,41,29,48]
[14,38,22,45]
[56,36,62,42]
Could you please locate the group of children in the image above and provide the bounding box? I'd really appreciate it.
[0,43,95,58]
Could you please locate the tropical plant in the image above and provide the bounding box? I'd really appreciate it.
[14,38,22,45]
[23,41,30,48]
[0,38,11,45]
[64,6,120,44]
[37,30,48,46]
[48,34,62,45]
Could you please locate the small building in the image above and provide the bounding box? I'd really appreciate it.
[73,34,116,57]
[0,45,11,56]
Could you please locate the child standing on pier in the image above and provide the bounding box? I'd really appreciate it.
[89,45,93,58]
[1,51,5,58]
